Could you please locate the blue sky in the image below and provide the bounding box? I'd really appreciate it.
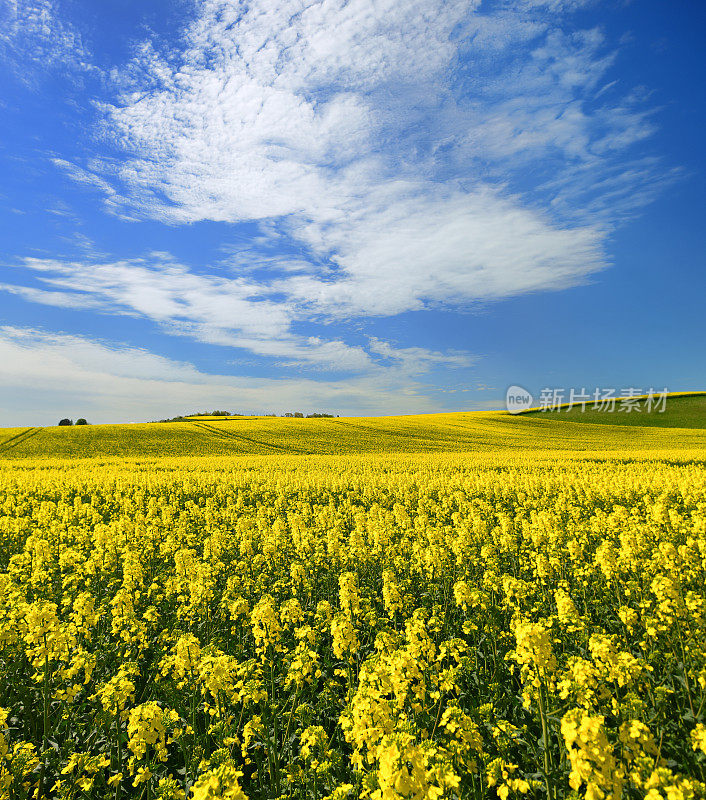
[0,0,703,424]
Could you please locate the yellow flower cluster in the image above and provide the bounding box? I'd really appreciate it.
[0,452,704,800]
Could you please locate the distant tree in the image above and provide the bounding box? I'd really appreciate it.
[75,418,88,425]
[182,410,240,418]
[284,413,293,418]
[58,418,73,426]
[293,412,304,418]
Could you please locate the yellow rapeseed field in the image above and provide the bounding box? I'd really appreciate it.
[1,450,705,800]
[3,406,706,459]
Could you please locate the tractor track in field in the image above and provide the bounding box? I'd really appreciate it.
[189,421,311,454]
[0,427,41,453]
[325,417,450,444]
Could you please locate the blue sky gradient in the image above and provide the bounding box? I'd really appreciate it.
[0,0,703,424]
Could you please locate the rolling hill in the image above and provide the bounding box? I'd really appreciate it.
[519,391,706,427]
[0,392,704,459]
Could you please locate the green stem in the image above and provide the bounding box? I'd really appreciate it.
[675,621,696,717]
[537,678,554,800]
[36,638,50,800]
[283,688,300,758]
[115,706,122,800]
[270,661,281,796]
[430,694,444,741]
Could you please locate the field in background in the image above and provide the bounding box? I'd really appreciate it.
[1,392,705,459]
[520,391,706,428]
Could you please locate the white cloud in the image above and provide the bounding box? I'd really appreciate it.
[0,0,91,75]
[280,183,605,316]
[3,0,671,399]
[88,1,660,215]
[48,0,665,318]
[444,23,664,224]
[0,281,105,311]
[1,256,475,374]
[0,326,458,425]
